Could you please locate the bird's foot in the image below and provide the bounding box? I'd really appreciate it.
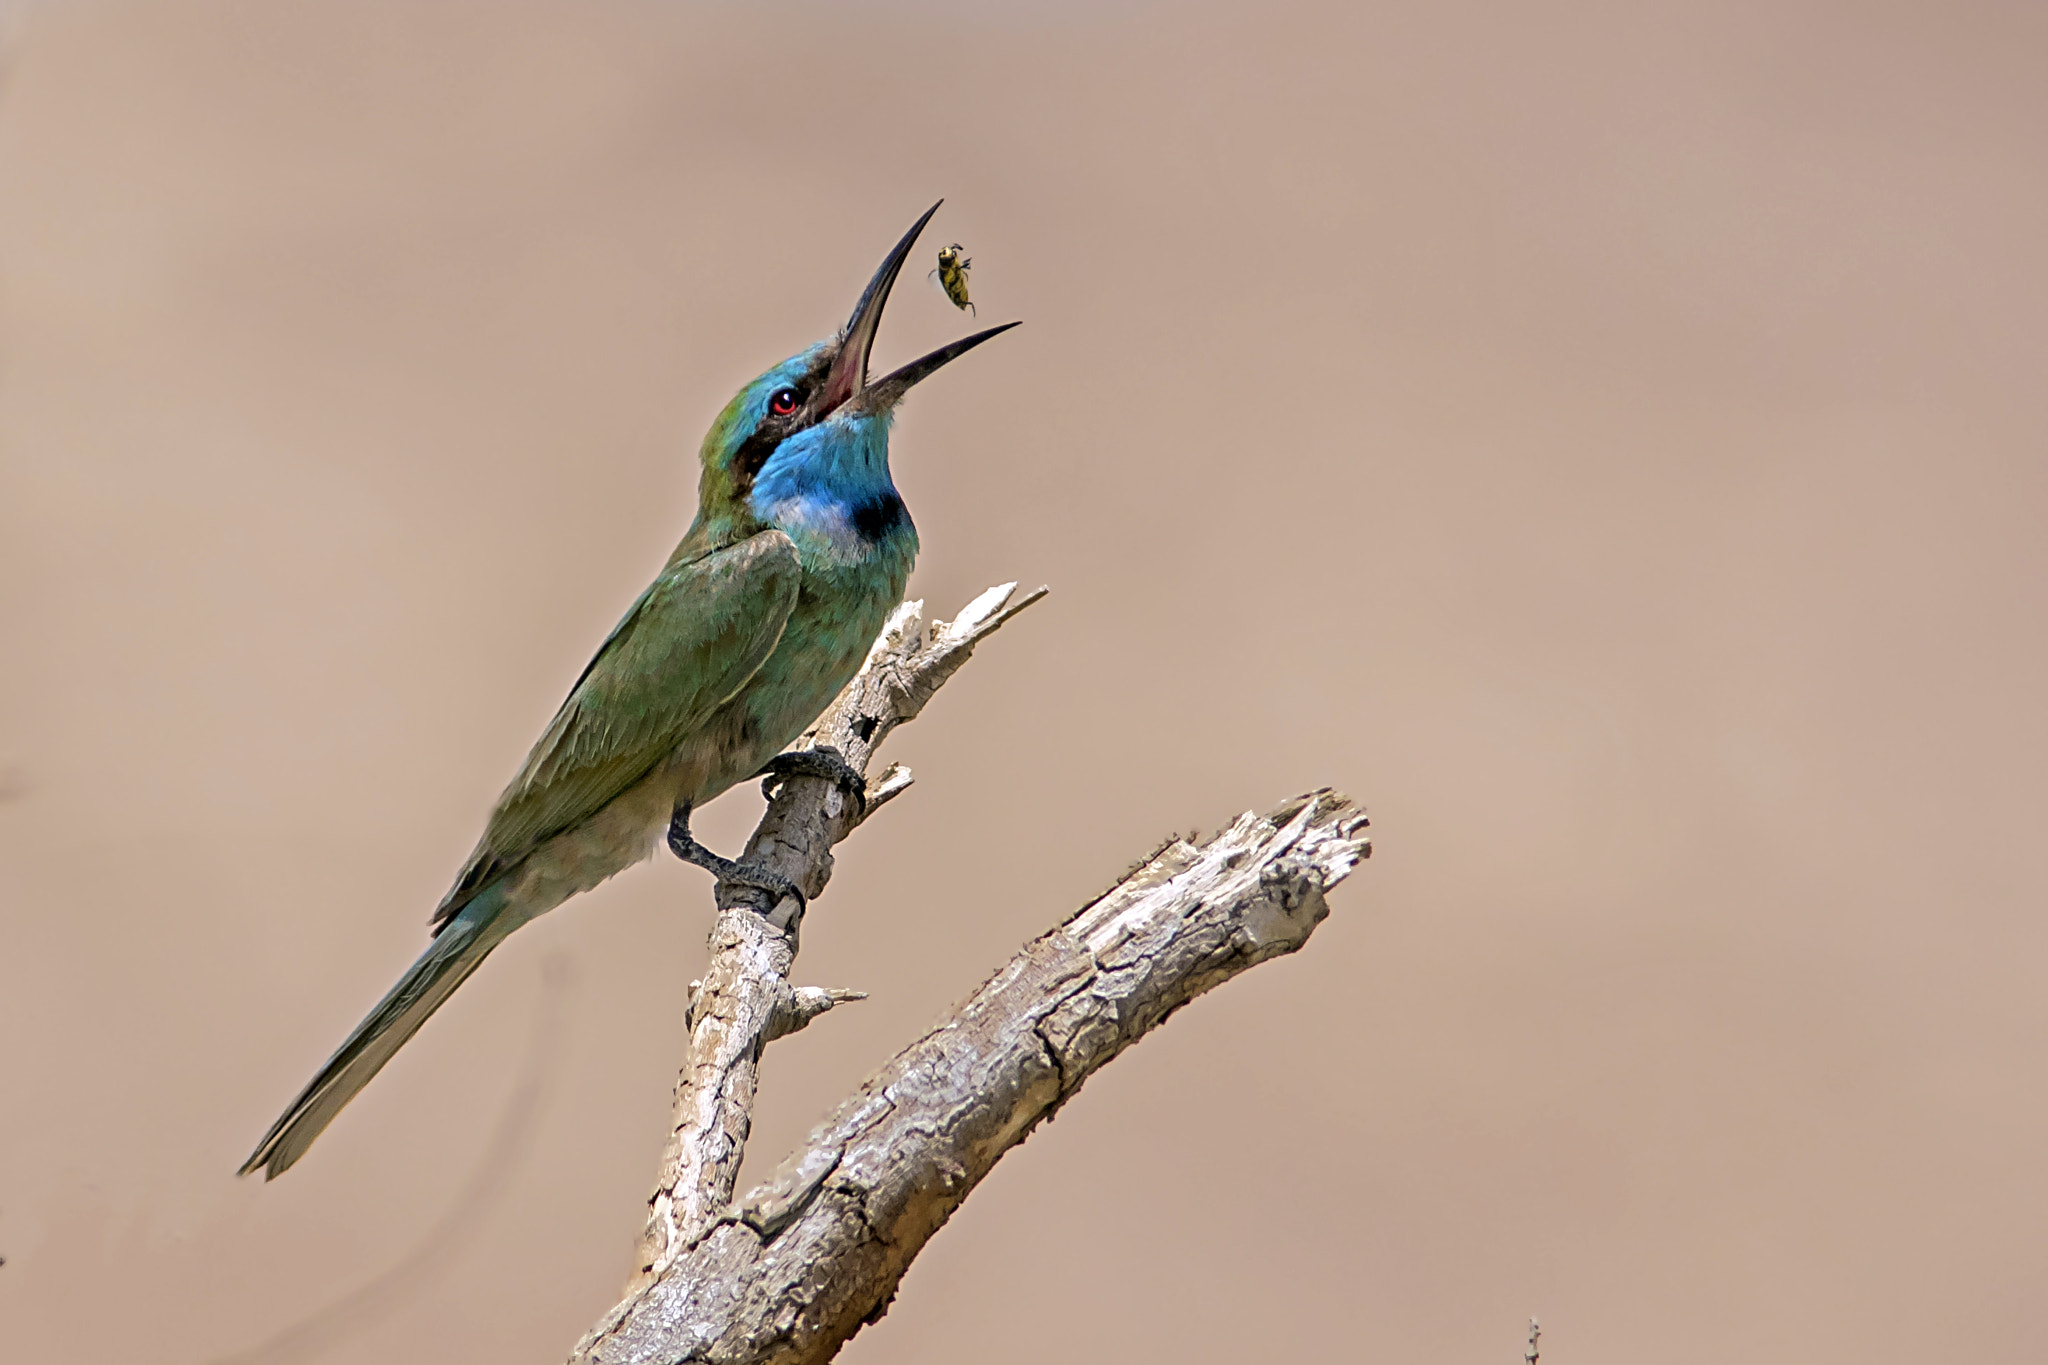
[756,746,868,819]
[667,806,805,912]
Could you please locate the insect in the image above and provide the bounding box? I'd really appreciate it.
[931,243,975,316]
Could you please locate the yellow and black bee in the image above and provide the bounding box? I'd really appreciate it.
[931,243,975,316]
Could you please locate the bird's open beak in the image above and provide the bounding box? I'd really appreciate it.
[858,320,1021,414]
[820,200,1020,418]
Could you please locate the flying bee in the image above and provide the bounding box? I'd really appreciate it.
[931,243,975,316]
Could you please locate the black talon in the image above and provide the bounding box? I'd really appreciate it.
[755,746,868,818]
[667,804,806,912]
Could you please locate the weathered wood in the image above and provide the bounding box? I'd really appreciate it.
[578,773,1369,1365]
[626,585,1048,1296]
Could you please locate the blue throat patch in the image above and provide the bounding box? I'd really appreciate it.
[748,412,913,564]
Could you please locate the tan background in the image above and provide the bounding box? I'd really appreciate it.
[2,1,2044,1360]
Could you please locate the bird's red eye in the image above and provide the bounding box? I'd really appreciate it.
[769,388,800,417]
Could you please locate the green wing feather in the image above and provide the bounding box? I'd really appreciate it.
[432,528,800,926]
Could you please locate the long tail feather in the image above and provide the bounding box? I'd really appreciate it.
[239,889,517,1179]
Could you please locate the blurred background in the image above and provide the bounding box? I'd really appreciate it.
[2,0,2045,1360]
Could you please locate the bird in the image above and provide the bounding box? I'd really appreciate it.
[239,202,1018,1179]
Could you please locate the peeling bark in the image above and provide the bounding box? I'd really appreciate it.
[577,583,1370,1365]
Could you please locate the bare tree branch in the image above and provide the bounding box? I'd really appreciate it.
[626,585,1048,1297]
[576,766,1369,1363]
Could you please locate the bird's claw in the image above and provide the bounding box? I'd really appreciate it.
[667,806,807,912]
[716,861,807,913]
[756,746,868,819]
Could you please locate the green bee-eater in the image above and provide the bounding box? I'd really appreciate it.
[240,203,1017,1179]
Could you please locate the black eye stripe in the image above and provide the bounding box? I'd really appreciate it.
[732,391,808,485]
[732,426,781,482]
[725,354,835,497]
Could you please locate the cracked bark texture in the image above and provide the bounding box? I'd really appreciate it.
[628,584,1048,1296]
[576,786,1370,1365]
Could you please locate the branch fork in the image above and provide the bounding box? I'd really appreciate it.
[627,585,1048,1294]
[682,981,868,1041]
[580,582,1370,1365]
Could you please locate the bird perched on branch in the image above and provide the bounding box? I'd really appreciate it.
[241,202,1018,1179]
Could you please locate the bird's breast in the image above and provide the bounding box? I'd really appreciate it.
[680,534,914,805]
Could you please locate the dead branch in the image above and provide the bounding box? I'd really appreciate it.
[625,584,1047,1296]
[575,704,1368,1365]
